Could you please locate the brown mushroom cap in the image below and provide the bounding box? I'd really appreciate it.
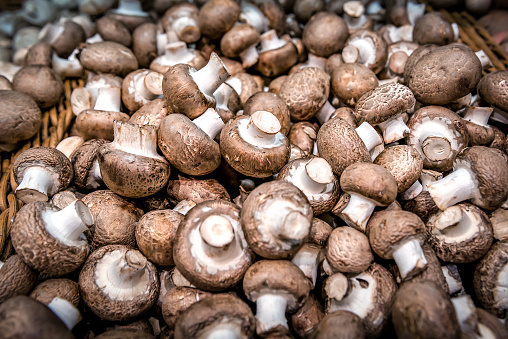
[302,12,348,57]
[408,44,482,105]
[162,286,212,329]
[403,44,438,85]
[78,41,139,77]
[374,145,423,193]
[0,90,41,146]
[198,0,240,39]
[477,70,508,112]
[174,293,256,339]
[220,23,260,58]
[96,16,131,46]
[317,117,371,176]
[413,12,455,46]
[331,63,378,107]
[326,226,373,273]
[426,203,493,263]
[49,20,86,59]
[255,39,298,77]
[11,201,90,275]
[344,30,388,74]
[288,121,318,155]
[403,191,440,224]
[309,217,333,246]
[0,255,36,303]
[129,98,171,128]
[70,138,108,191]
[289,293,325,338]
[174,200,254,291]
[340,162,398,206]
[132,23,158,68]
[95,330,153,339]
[75,110,131,141]
[309,310,365,339]
[243,91,291,136]
[278,67,330,121]
[392,281,460,339]
[167,175,230,205]
[25,42,53,67]
[12,65,63,109]
[30,278,80,308]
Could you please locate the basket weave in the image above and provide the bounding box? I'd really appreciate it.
[0,0,24,12]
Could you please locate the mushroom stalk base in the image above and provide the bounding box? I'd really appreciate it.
[451,295,478,335]
[94,87,121,112]
[255,294,288,335]
[377,115,410,144]
[421,135,452,162]
[291,245,320,287]
[85,160,103,189]
[392,239,427,280]
[259,30,286,52]
[401,180,423,201]
[355,122,383,152]
[340,193,377,232]
[16,166,55,203]
[463,106,493,127]
[427,167,477,210]
[315,101,335,125]
[193,108,225,139]
[48,297,82,330]
[240,44,259,68]
[201,323,243,339]
[111,121,164,160]
[191,53,229,98]
[46,200,92,246]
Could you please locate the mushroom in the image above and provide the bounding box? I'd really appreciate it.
[308,310,365,339]
[293,0,324,23]
[0,255,36,303]
[24,42,53,67]
[290,294,325,338]
[96,16,131,46]
[98,121,170,198]
[50,190,79,210]
[70,138,108,191]
[12,65,63,108]
[13,146,73,203]
[162,52,229,120]
[132,23,158,68]
[150,40,207,74]
[198,0,240,39]
[220,23,260,68]
[30,279,80,308]
[162,3,200,43]
[243,91,291,136]
[56,136,85,159]
[174,294,256,338]
[491,208,508,241]
[239,1,269,33]
[462,106,495,147]
[173,200,254,291]
[122,69,163,112]
[413,12,455,46]
[79,245,159,322]
[277,157,340,215]
[326,226,373,274]
[427,146,508,211]
[78,41,138,77]
[477,71,508,113]
[129,98,171,128]
[302,12,348,57]
[0,90,41,152]
[342,29,387,74]
[402,43,438,85]
[243,260,311,336]
[225,72,262,106]
[343,1,373,33]
[278,67,330,121]
[288,121,318,155]
[339,162,398,231]
[255,29,298,77]
[11,200,92,275]
[368,210,427,280]
[166,175,231,205]
[39,18,86,59]
[158,110,223,176]
[241,180,313,259]
[161,286,212,331]
[220,111,290,178]
[392,281,460,339]
[291,243,325,287]
[331,63,378,107]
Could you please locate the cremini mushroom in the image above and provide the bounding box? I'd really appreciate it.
[198,0,240,39]
[12,65,63,109]
[220,23,260,68]
[326,226,373,274]
[78,41,138,77]
[255,29,298,77]
[302,11,348,57]
[70,138,107,191]
[309,311,365,339]
[477,70,508,113]
[161,286,212,331]
[342,29,387,74]
[121,69,163,112]
[331,63,378,107]
[30,278,80,308]
[166,175,231,205]
[413,12,455,45]
[0,255,36,303]
[243,91,291,136]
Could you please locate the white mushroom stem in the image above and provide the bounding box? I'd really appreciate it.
[240,44,259,68]
[420,131,452,162]
[159,42,194,64]
[259,29,286,52]
[48,298,82,330]
[255,294,288,334]
[305,53,327,70]
[475,50,493,69]
[144,71,163,96]
[45,200,93,246]
[427,167,478,210]
[392,239,427,280]
[38,19,64,44]
[355,122,383,152]
[463,106,493,127]
[71,14,95,38]
[295,157,334,194]
[86,160,102,189]
[452,23,460,41]
[52,50,84,79]
[16,167,56,203]
[111,0,148,16]
[377,114,410,144]
[214,83,235,111]
[172,16,198,38]
[315,101,336,125]
[240,2,269,33]
[156,31,169,55]
[343,1,368,29]
[442,265,464,295]
[173,199,196,215]
[451,295,478,335]
[71,87,93,116]
[200,215,235,256]
[370,143,384,161]
[134,71,161,100]
[346,37,376,66]
[327,272,375,317]
[240,111,282,147]
[340,193,377,231]
[400,179,423,201]
[0,261,3,270]
[191,52,229,98]
[200,323,243,339]
[342,45,359,63]
[406,1,426,26]
[94,87,121,112]
[56,136,85,158]
[86,33,103,43]
[111,121,164,160]
[192,108,225,139]
[291,244,322,287]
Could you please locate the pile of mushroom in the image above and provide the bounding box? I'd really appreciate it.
[1,0,508,338]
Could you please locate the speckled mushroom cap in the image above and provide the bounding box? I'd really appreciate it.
[220,23,260,57]
[162,286,212,328]
[94,330,153,339]
[241,180,313,259]
[70,139,107,191]
[308,311,365,339]
[78,41,139,77]
[477,70,508,112]
[135,209,183,267]
[344,30,388,74]
[408,44,482,105]
[288,122,318,155]
[243,260,311,312]
[278,67,330,121]
[255,38,298,77]
[454,146,508,210]
[317,118,371,176]
[426,203,493,264]
[0,255,36,304]
[413,12,455,46]
[326,226,373,274]
[354,82,415,126]
[277,157,340,216]
[79,245,159,322]
[331,63,378,107]
[368,210,426,259]
[0,90,41,147]
[309,218,333,246]
[30,279,80,308]
[302,12,348,57]
[12,66,63,109]
[243,91,291,136]
[173,200,254,291]
[82,190,144,249]
[167,175,230,205]
[75,110,131,141]
[374,145,423,193]
[406,106,468,172]
[13,146,73,202]
[158,113,221,176]
[121,69,158,112]
[198,0,240,39]
[174,294,256,339]
[11,201,90,275]
[392,281,460,339]
[0,296,74,339]
[474,240,508,318]
[340,162,398,206]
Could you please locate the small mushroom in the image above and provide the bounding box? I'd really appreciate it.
[255,29,298,77]
[79,245,159,322]
[39,18,86,58]
[121,69,163,112]
[342,29,387,74]
[308,310,365,339]
[12,65,63,108]
[198,0,240,39]
[343,1,373,33]
[288,121,318,156]
[477,70,508,113]
[70,139,107,191]
[413,12,455,46]
[162,3,200,43]
[161,286,212,330]
[30,278,80,308]
[243,91,291,136]
[326,226,373,274]
[132,22,158,68]
[0,255,36,303]
[96,16,131,46]
[302,12,348,57]
[166,175,231,205]
[221,23,260,68]
[331,63,378,107]
[78,41,138,77]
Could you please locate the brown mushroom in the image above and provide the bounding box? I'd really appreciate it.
[413,12,455,46]
[243,91,291,136]
[221,23,260,68]
[308,310,365,339]
[326,226,373,274]
[255,29,298,77]
[0,255,36,303]
[30,279,80,308]
[342,30,387,74]
[331,63,378,107]
[302,12,348,57]
[70,139,107,191]
[132,22,158,68]
[96,16,131,46]
[12,65,63,109]
[161,286,212,330]
[198,0,240,39]
[39,18,86,59]
[166,175,231,205]
[78,41,138,77]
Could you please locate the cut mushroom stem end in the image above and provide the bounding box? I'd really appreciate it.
[111,121,164,161]
[191,52,229,98]
[15,166,55,203]
[427,167,478,210]
[377,114,410,144]
[200,323,243,339]
[280,211,310,241]
[302,158,334,194]
[355,122,383,152]
[240,111,282,147]
[255,293,289,334]
[341,193,377,231]
[44,200,93,245]
[47,297,82,330]
[421,134,452,162]
[200,215,235,251]
[392,238,427,280]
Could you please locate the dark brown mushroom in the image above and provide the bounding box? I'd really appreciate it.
[12,65,63,108]
[0,255,36,303]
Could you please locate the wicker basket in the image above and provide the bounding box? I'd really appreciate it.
[0,0,24,12]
